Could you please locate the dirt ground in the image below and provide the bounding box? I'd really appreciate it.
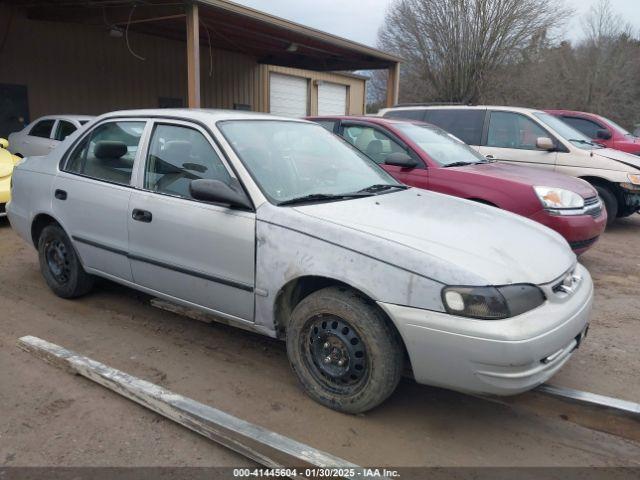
[0,215,639,468]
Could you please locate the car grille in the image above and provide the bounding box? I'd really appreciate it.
[569,236,599,250]
[583,196,602,218]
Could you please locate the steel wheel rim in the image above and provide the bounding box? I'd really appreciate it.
[45,239,71,284]
[303,314,368,393]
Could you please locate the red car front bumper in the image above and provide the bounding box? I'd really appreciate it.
[529,208,607,255]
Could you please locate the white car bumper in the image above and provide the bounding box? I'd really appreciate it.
[379,264,593,396]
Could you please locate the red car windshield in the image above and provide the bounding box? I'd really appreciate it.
[395,123,486,166]
[601,116,634,137]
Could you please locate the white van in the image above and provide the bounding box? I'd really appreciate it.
[379,105,640,224]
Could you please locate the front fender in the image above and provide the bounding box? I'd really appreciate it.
[253,218,445,334]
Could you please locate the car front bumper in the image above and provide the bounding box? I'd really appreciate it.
[379,263,593,396]
[528,208,607,255]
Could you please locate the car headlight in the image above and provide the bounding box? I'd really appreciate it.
[442,284,546,320]
[628,173,640,185]
[534,186,584,210]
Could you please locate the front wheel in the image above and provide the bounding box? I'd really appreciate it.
[594,185,618,227]
[286,287,404,414]
[38,224,94,298]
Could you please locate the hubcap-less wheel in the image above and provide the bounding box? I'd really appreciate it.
[305,314,368,392]
[45,239,71,284]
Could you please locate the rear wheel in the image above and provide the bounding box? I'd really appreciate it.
[38,224,94,298]
[594,185,618,227]
[286,287,404,414]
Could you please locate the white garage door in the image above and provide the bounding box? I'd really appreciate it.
[318,82,347,116]
[269,73,309,117]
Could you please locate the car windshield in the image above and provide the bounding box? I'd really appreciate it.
[395,123,487,166]
[601,116,634,137]
[533,112,603,150]
[218,120,402,204]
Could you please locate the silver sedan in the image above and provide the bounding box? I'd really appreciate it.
[7,109,592,413]
[8,115,93,158]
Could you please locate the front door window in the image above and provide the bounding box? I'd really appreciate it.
[487,112,548,150]
[343,125,407,164]
[144,124,232,198]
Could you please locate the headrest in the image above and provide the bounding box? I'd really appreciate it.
[164,140,192,158]
[94,141,127,160]
[373,130,387,140]
[367,139,383,153]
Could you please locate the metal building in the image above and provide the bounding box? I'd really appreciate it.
[0,0,401,137]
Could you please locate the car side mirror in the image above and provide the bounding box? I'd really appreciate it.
[536,137,555,151]
[0,138,8,149]
[190,179,252,210]
[385,152,418,168]
[596,129,612,140]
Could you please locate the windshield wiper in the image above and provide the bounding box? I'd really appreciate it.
[278,192,373,206]
[355,184,408,193]
[569,139,598,147]
[443,161,477,168]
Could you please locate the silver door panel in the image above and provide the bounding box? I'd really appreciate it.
[127,191,256,320]
[53,173,133,280]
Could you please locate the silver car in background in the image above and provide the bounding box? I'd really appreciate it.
[8,115,93,157]
[7,109,592,413]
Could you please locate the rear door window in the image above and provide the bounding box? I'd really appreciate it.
[29,119,55,138]
[423,109,484,145]
[561,116,603,139]
[65,121,145,185]
[55,120,77,141]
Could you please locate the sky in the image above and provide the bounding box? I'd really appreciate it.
[234,0,640,47]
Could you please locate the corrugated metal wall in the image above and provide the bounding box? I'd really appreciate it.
[0,9,187,117]
[0,7,365,119]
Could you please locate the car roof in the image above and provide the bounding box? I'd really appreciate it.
[308,115,415,126]
[35,115,95,121]
[382,105,547,115]
[98,108,310,124]
[545,109,598,117]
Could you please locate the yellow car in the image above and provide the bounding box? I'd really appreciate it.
[0,138,21,218]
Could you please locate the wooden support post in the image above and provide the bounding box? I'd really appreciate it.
[385,62,400,108]
[18,336,367,478]
[186,2,201,108]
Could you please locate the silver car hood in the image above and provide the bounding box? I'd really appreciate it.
[260,189,574,286]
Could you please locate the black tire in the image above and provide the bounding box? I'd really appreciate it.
[594,185,618,227]
[38,224,94,298]
[286,286,404,414]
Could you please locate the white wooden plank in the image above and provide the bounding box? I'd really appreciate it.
[17,335,366,479]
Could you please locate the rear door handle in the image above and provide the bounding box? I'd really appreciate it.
[54,189,67,200]
[132,209,152,223]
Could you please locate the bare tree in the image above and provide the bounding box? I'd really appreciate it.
[580,0,636,116]
[377,0,571,104]
[481,0,640,129]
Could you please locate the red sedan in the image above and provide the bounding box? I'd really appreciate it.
[546,109,640,156]
[307,116,607,254]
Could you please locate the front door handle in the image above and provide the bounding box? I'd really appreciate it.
[132,209,152,223]
[54,189,67,200]
[485,154,495,160]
